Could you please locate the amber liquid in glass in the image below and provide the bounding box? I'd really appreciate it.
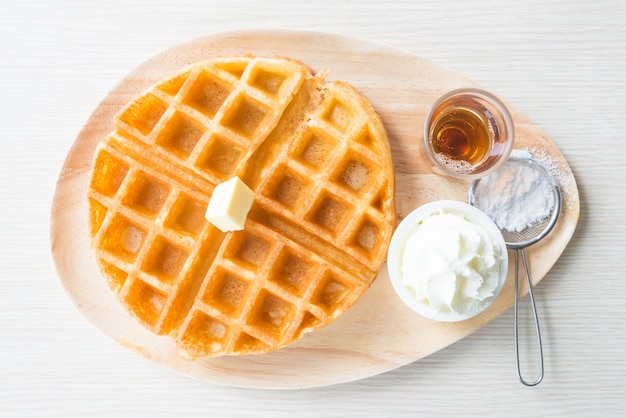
[430,106,493,165]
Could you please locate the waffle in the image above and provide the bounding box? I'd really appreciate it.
[88,55,396,358]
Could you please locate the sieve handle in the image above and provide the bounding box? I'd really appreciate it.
[514,248,544,386]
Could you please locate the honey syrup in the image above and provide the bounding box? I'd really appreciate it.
[430,106,493,165]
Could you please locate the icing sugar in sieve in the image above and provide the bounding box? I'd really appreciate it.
[468,152,561,386]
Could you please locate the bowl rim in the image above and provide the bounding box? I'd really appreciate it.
[387,199,509,322]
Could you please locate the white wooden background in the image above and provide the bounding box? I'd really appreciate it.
[1,0,624,416]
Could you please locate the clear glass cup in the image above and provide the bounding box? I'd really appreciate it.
[423,88,514,180]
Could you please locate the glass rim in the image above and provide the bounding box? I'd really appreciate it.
[422,87,515,180]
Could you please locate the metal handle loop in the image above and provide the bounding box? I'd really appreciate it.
[514,249,544,386]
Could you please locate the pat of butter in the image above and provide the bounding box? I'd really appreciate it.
[205,177,255,232]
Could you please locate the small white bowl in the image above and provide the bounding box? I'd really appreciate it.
[387,200,508,322]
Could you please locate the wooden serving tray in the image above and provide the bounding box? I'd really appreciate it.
[50,30,579,389]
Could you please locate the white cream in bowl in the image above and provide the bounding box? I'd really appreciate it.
[387,200,508,322]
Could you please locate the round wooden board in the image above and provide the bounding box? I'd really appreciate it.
[50,30,579,389]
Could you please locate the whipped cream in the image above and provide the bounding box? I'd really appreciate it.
[399,211,503,318]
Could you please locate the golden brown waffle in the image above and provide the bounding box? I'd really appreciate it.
[88,55,396,358]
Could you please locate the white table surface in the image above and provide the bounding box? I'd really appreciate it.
[2,0,625,416]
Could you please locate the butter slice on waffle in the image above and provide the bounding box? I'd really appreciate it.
[88,55,396,358]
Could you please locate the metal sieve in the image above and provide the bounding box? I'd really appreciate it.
[468,154,561,386]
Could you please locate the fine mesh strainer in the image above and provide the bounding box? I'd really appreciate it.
[468,154,561,386]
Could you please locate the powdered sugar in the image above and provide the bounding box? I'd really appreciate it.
[474,151,557,233]
[525,148,572,208]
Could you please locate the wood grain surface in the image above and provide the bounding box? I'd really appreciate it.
[50,31,579,389]
[6,1,626,416]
